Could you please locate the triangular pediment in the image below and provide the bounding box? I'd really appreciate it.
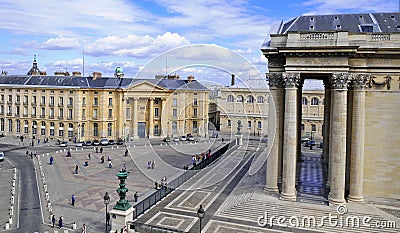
[128,81,166,91]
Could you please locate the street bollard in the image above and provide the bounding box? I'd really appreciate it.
[5,222,9,229]
[9,217,12,225]
[44,185,47,192]
[111,146,113,149]
[72,222,76,229]
[144,144,147,147]
[81,148,83,151]
[45,192,49,200]
[47,153,49,156]
[12,180,15,187]
[11,196,14,204]
[75,148,78,151]
[10,206,13,216]
[48,202,51,208]
[11,187,15,195]
[56,151,59,154]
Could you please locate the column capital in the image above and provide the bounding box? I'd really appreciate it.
[283,72,300,88]
[351,74,370,90]
[330,73,352,89]
[266,72,284,88]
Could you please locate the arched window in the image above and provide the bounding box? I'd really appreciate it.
[236,95,244,103]
[227,95,234,102]
[32,121,37,134]
[302,97,308,105]
[8,119,12,132]
[108,123,112,137]
[93,123,98,136]
[24,120,28,133]
[247,95,254,103]
[59,122,64,137]
[81,123,85,137]
[311,97,319,105]
[50,122,55,136]
[41,121,46,135]
[16,120,20,133]
[257,96,264,103]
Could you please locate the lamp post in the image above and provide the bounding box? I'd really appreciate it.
[78,124,81,142]
[253,119,256,136]
[103,192,110,233]
[197,205,205,233]
[31,125,34,146]
[167,121,169,138]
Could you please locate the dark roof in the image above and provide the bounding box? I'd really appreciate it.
[0,75,208,91]
[279,12,400,34]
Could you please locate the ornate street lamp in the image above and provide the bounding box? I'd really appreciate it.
[197,205,205,233]
[103,192,110,233]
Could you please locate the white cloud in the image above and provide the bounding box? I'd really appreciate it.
[40,37,81,50]
[85,32,190,58]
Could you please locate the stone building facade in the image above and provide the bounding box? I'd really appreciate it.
[0,61,209,142]
[262,12,400,204]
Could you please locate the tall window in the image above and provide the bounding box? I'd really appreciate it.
[93,123,98,136]
[258,121,262,129]
[81,123,85,137]
[154,125,159,135]
[50,96,54,105]
[82,97,86,105]
[41,121,46,135]
[193,108,197,117]
[41,96,46,105]
[108,98,112,106]
[68,97,73,106]
[93,109,98,119]
[302,97,308,105]
[82,109,86,118]
[0,118,4,131]
[41,107,45,117]
[192,121,198,133]
[193,98,198,106]
[257,96,264,103]
[33,96,36,103]
[108,123,112,136]
[16,120,21,133]
[68,124,73,137]
[50,122,54,136]
[173,109,177,117]
[59,108,63,118]
[227,119,231,127]
[24,120,28,133]
[311,97,319,105]
[237,95,243,102]
[59,123,64,137]
[24,95,28,104]
[68,109,73,119]
[33,121,37,134]
[311,124,316,132]
[108,109,112,118]
[8,119,12,132]
[172,121,177,134]
[154,108,159,118]
[227,95,234,102]
[172,98,177,107]
[126,108,130,119]
[94,98,98,106]
[248,121,251,128]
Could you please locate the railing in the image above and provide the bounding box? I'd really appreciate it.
[131,139,236,220]
[128,222,187,233]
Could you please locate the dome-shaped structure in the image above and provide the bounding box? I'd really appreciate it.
[114,66,124,79]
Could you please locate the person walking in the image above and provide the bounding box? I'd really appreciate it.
[100,146,103,153]
[151,160,155,169]
[49,156,54,165]
[100,155,105,163]
[88,153,91,160]
[82,223,87,233]
[96,147,98,153]
[75,164,79,174]
[106,212,110,226]
[108,160,112,168]
[58,216,63,229]
[71,194,75,206]
[51,214,56,227]
[134,192,139,202]
[125,149,128,157]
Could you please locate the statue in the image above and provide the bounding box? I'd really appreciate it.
[237,120,242,135]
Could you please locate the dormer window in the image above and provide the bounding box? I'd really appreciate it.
[359,15,363,19]
[310,17,314,21]
[309,25,314,30]
[361,25,374,32]
[334,16,338,20]
[390,15,395,19]
[336,25,341,29]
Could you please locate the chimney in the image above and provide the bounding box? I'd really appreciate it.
[92,72,102,80]
[231,74,235,86]
[54,71,65,76]
[187,75,195,82]
[72,71,82,77]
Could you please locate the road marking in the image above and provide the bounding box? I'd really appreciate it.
[33,158,44,224]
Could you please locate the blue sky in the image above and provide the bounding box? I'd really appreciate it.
[0,0,398,86]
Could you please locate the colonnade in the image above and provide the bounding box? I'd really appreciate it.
[265,72,370,204]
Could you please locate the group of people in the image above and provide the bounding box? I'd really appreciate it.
[51,214,63,229]
[95,146,104,153]
[25,150,37,159]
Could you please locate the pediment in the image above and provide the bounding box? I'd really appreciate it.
[128,81,166,91]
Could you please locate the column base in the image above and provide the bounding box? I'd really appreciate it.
[328,195,346,205]
[280,192,297,202]
[347,195,364,203]
[264,186,279,194]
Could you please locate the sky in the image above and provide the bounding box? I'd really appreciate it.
[0,0,398,86]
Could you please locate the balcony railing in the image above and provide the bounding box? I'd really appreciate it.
[31,114,36,117]
[23,114,28,117]
[15,101,20,105]
[7,113,12,116]
[23,102,28,106]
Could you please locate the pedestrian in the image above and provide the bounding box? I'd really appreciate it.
[100,146,103,153]
[71,194,75,206]
[147,161,151,169]
[222,137,224,143]
[87,153,91,160]
[106,212,110,226]
[134,192,139,202]
[151,160,155,169]
[75,164,79,174]
[26,151,29,157]
[108,160,112,168]
[82,223,87,233]
[30,152,33,159]
[100,156,105,163]
[125,149,128,157]
[58,216,63,228]
[51,214,56,227]
[96,147,98,153]
[84,161,89,166]
[49,156,54,165]
[108,156,111,161]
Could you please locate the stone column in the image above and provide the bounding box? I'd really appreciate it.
[280,72,300,201]
[348,74,369,203]
[323,82,331,164]
[133,98,138,139]
[161,98,167,136]
[148,98,154,138]
[265,73,284,193]
[328,73,350,205]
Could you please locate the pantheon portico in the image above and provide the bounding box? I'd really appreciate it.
[262,12,400,205]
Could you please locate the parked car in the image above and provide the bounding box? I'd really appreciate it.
[163,137,171,142]
[301,138,310,143]
[0,152,4,161]
[75,141,84,147]
[116,139,124,145]
[188,135,195,141]
[180,135,187,141]
[60,141,68,147]
[93,140,100,146]
[108,140,115,145]
[173,137,180,142]
[85,140,92,146]
[100,138,109,146]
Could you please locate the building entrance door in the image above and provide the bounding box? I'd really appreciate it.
[138,122,146,138]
